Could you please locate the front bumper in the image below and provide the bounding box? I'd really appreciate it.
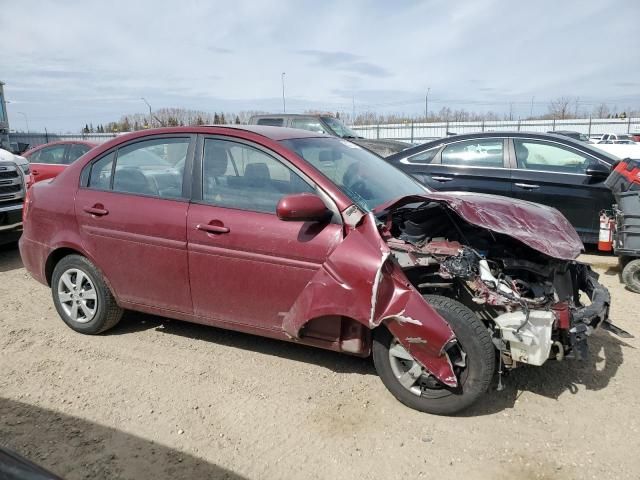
[568,264,631,358]
[0,203,23,232]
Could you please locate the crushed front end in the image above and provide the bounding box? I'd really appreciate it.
[379,196,630,373]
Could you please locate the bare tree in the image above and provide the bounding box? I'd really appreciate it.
[547,97,574,120]
[593,103,610,119]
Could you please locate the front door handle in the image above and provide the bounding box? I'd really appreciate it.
[196,222,230,234]
[83,205,109,216]
[32,170,40,176]
[514,183,540,190]
[431,176,453,182]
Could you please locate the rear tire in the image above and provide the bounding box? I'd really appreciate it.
[373,295,495,415]
[621,259,640,293]
[51,254,123,334]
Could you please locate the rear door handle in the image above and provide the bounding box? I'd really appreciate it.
[196,223,230,234]
[83,205,109,216]
[514,183,540,190]
[32,170,40,176]
[431,176,453,182]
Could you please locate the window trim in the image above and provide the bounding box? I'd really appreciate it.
[192,134,341,222]
[79,134,195,202]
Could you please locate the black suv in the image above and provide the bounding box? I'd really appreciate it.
[248,114,409,157]
[385,131,619,244]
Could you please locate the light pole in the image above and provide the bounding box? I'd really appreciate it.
[141,97,152,127]
[425,87,431,121]
[281,73,286,113]
[17,112,29,132]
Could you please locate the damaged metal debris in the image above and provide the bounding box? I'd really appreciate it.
[378,194,629,379]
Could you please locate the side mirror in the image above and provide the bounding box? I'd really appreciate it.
[585,162,610,177]
[276,193,331,222]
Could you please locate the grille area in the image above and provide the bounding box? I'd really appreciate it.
[0,170,19,180]
[0,184,21,194]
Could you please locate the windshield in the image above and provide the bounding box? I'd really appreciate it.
[321,117,361,139]
[280,137,427,211]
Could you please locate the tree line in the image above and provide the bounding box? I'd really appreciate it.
[82,98,639,133]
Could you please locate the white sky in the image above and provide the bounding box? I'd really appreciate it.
[1,0,639,132]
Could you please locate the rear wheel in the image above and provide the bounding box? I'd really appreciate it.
[373,295,495,415]
[621,259,640,293]
[51,255,123,334]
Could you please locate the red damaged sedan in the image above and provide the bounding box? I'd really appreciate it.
[19,126,624,414]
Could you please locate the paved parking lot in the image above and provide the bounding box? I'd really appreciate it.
[0,243,638,480]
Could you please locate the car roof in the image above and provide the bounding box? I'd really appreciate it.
[98,125,327,145]
[387,130,619,163]
[250,114,329,120]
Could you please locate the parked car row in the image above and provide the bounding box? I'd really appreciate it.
[19,125,628,415]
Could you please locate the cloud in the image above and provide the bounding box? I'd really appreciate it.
[296,50,391,78]
[0,0,638,131]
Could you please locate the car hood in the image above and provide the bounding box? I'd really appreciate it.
[373,191,584,260]
[350,138,410,157]
[0,148,27,166]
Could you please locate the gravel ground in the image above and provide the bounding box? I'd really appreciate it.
[0,243,638,480]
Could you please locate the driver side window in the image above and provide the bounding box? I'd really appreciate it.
[202,139,315,214]
[514,139,591,173]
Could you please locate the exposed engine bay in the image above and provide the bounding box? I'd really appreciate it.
[380,200,619,371]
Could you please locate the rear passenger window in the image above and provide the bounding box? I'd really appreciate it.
[87,138,189,198]
[406,147,439,164]
[256,118,284,127]
[441,139,504,167]
[89,152,115,190]
[202,139,314,213]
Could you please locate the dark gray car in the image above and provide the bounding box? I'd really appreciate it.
[248,114,409,157]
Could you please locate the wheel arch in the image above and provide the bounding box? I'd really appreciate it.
[44,245,116,299]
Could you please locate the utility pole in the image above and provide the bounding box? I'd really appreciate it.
[425,87,431,121]
[141,97,152,127]
[281,72,286,113]
[530,96,535,118]
[17,112,29,132]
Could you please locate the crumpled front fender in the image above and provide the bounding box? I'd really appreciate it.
[282,212,458,387]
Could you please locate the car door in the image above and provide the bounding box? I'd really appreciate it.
[187,136,342,331]
[76,135,194,312]
[397,137,512,196]
[28,144,68,183]
[509,137,612,242]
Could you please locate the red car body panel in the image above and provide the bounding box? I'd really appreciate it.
[19,126,586,388]
[23,141,97,184]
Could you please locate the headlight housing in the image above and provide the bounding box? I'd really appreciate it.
[19,164,30,175]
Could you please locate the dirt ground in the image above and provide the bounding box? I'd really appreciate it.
[0,243,638,480]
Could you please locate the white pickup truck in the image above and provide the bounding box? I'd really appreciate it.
[591,133,640,160]
[0,148,29,244]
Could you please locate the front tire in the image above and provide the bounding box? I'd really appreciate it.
[373,295,495,415]
[51,255,123,334]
